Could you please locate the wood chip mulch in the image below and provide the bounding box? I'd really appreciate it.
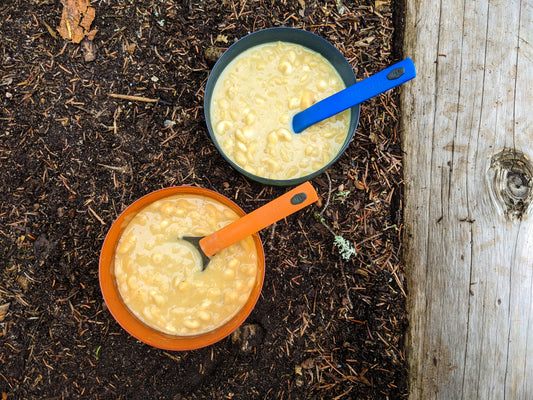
[0,1,408,399]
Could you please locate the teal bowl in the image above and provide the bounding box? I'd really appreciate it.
[203,27,360,186]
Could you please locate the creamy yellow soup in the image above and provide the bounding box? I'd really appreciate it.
[114,194,259,336]
[210,41,350,180]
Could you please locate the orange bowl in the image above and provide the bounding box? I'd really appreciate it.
[99,186,265,351]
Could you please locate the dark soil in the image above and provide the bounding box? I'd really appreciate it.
[0,0,408,399]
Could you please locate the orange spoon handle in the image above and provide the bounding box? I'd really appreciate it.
[200,181,318,257]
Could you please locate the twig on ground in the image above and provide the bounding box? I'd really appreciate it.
[338,262,353,309]
[108,93,172,106]
[319,171,333,217]
[108,93,158,103]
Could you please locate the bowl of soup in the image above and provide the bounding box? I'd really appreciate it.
[99,186,265,350]
[204,27,360,186]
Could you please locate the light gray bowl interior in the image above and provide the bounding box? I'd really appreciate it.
[204,27,360,186]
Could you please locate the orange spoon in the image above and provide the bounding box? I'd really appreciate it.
[183,181,318,270]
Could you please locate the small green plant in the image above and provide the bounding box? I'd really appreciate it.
[333,190,351,204]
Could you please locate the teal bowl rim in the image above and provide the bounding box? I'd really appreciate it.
[203,27,360,186]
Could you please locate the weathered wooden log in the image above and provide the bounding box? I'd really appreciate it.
[402,0,533,398]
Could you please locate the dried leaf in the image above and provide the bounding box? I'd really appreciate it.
[0,303,10,322]
[375,0,389,12]
[57,0,97,44]
[204,46,225,66]
[78,3,94,31]
[301,357,316,369]
[124,41,137,55]
[42,20,58,39]
[215,34,228,44]
[354,180,366,190]
[354,37,376,47]
[81,37,96,62]
[16,275,30,292]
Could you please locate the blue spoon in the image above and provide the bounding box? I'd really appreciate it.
[292,58,416,133]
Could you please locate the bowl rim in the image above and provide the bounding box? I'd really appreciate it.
[99,186,265,351]
[203,26,360,186]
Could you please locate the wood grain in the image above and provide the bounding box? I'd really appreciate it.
[402,0,533,398]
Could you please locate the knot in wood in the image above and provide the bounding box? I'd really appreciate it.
[507,172,529,200]
[487,149,533,221]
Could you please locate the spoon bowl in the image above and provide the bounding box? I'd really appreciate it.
[182,182,318,271]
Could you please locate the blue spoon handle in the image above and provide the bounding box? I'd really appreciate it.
[292,58,416,133]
